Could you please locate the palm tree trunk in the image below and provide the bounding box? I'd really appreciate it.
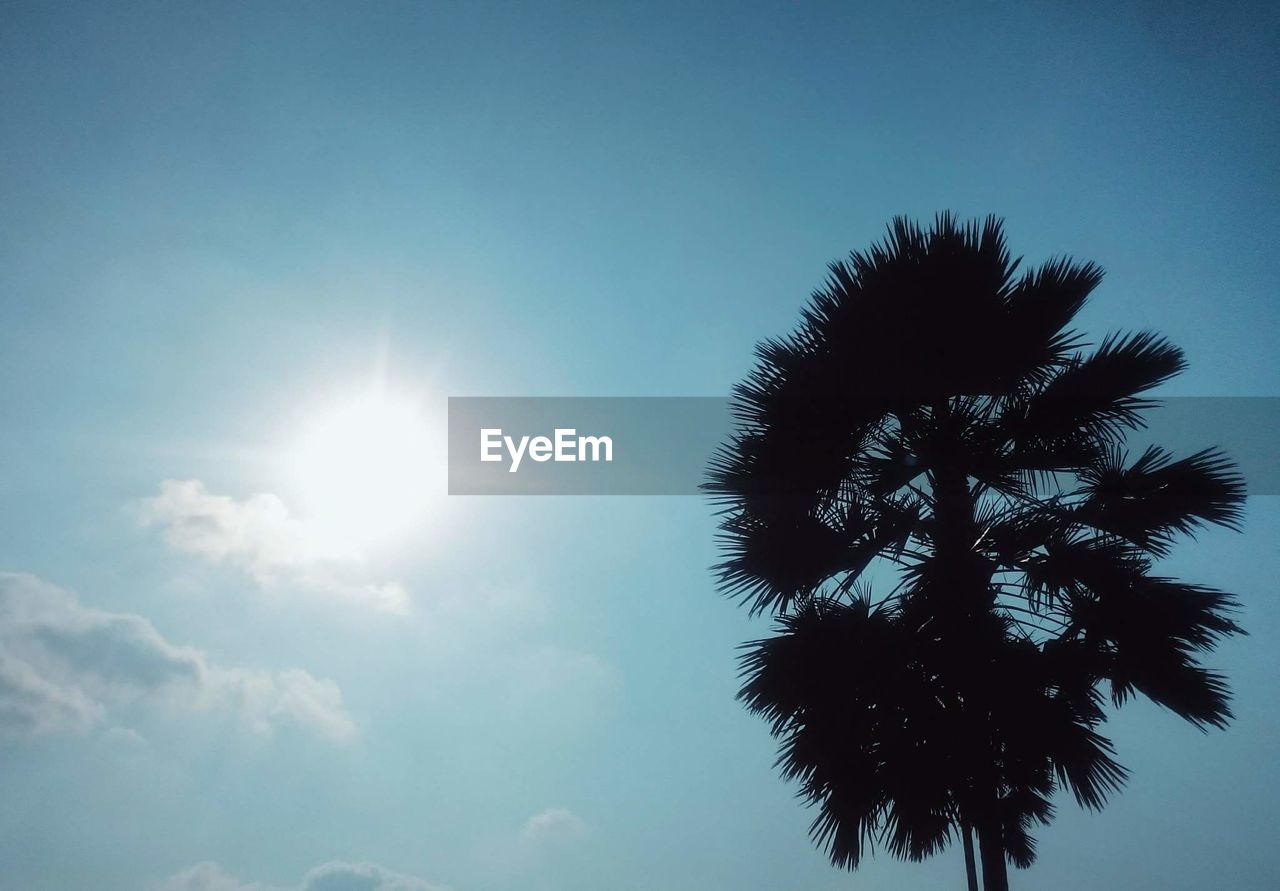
[962,821,979,891]
[977,814,1009,891]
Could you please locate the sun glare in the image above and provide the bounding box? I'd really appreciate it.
[291,388,437,552]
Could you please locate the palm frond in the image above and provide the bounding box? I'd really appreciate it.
[1017,332,1187,445]
[1074,446,1245,554]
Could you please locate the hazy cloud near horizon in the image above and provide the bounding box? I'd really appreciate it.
[0,572,355,743]
[157,860,450,891]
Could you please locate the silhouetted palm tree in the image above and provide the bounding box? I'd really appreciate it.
[706,215,1245,890]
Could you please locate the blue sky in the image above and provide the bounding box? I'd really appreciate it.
[1,2,1277,889]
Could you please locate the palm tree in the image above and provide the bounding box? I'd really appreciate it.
[706,215,1245,890]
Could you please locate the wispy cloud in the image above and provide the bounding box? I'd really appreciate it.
[0,572,355,743]
[519,807,590,849]
[137,480,410,614]
[157,860,450,891]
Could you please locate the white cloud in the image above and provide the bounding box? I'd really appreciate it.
[158,861,450,891]
[300,861,449,891]
[471,806,593,876]
[201,665,355,744]
[158,862,271,891]
[138,480,410,614]
[519,807,589,849]
[0,572,355,743]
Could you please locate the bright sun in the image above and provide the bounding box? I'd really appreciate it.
[291,387,437,552]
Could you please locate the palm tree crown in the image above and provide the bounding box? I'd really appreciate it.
[706,214,1245,889]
